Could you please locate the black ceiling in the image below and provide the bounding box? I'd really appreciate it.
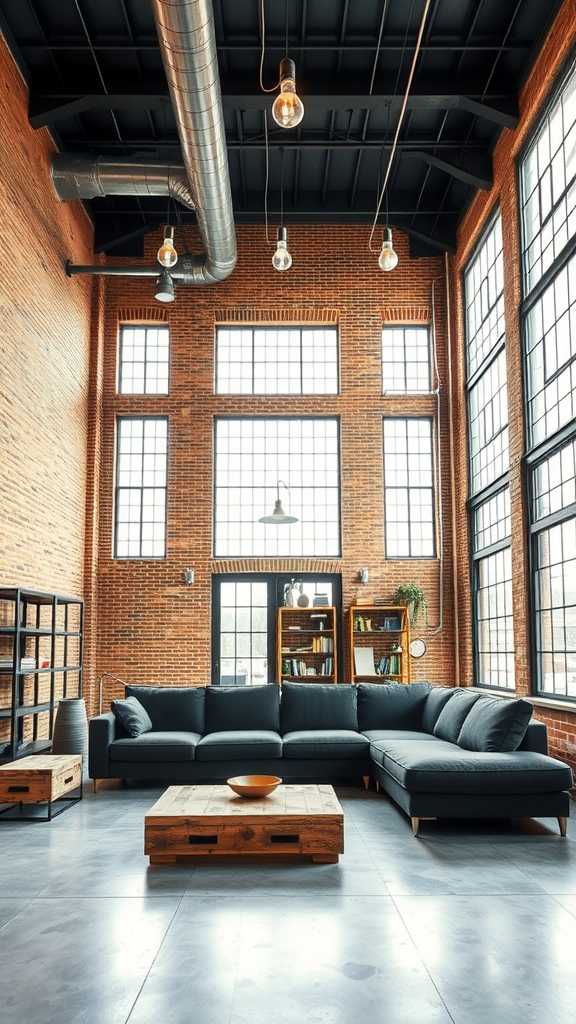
[0,0,563,257]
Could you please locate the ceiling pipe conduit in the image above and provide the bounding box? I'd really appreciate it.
[54,0,236,286]
[52,155,196,210]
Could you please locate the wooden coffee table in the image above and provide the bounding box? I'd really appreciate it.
[0,754,83,821]
[144,783,344,864]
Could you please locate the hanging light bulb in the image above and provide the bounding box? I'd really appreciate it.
[157,225,178,268]
[378,227,399,272]
[272,227,292,271]
[154,270,175,303]
[272,58,304,129]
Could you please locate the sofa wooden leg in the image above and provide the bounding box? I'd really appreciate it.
[375,780,380,793]
[411,816,436,837]
[362,775,370,791]
[93,779,103,794]
[558,816,568,837]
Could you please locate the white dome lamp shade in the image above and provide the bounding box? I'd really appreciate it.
[259,479,298,524]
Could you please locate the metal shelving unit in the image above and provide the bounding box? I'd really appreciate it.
[0,588,83,763]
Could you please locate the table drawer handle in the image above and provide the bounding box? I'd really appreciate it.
[64,775,74,784]
[270,834,299,844]
[189,834,218,845]
[8,785,29,793]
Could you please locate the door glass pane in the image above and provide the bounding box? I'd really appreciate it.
[218,581,269,685]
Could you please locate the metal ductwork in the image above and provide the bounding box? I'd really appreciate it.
[52,156,196,212]
[53,0,236,286]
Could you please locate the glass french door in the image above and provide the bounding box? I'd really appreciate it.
[211,573,341,685]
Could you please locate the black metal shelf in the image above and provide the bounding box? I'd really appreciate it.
[0,588,84,763]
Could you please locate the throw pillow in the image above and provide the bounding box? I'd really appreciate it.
[421,686,456,733]
[458,695,533,752]
[433,688,481,743]
[111,696,153,737]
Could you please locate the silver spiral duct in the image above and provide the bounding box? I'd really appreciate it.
[52,156,196,211]
[54,0,236,286]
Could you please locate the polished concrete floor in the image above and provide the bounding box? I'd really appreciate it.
[1,782,576,1024]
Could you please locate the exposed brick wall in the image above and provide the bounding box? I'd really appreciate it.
[0,34,93,598]
[94,224,454,713]
[0,32,94,745]
[451,0,576,774]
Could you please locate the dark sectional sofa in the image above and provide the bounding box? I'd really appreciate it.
[88,681,573,836]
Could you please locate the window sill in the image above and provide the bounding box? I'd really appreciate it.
[467,686,576,716]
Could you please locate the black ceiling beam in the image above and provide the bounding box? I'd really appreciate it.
[17,40,533,53]
[29,89,518,130]
[409,151,494,190]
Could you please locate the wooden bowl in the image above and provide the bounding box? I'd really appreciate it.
[227,775,282,798]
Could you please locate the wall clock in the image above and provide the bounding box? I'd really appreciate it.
[409,638,427,658]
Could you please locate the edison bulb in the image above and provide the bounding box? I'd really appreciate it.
[272,58,304,129]
[272,227,292,271]
[378,228,398,272]
[157,226,178,268]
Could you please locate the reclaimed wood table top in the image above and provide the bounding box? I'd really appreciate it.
[0,754,82,775]
[145,783,343,823]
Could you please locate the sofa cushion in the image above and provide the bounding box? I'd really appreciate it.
[125,685,205,734]
[433,689,481,743]
[195,730,282,761]
[110,731,200,762]
[458,695,533,752]
[205,685,280,733]
[280,682,358,734]
[363,729,438,744]
[282,730,370,759]
[421,686,455,733]
[371,739,573,794]
[357,682,431,732]
[111,696,152,737]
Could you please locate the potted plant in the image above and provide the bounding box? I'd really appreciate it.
[392,582,428,627]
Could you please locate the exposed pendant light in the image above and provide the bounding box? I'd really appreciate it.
[272,226,292,271]
[154,270,175,303]
[157,225,178,268]
[378,227,398,272]
[272,58,304,129]
[272,148,292,271]
[259,479,298,524]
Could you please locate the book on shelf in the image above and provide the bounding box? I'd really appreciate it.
[0,657,37,671]
[312,594,329,606]
[320,657,333,675]
[354,646,376,675]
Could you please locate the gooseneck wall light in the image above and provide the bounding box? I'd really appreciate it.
[259,479,298,524]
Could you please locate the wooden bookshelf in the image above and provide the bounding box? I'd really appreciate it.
[277,606,338,684]
[349,605,410,685]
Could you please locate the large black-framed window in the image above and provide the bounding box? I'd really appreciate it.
[521,56,576,699]
[118,325,170,395]
[215,326,339,395]
[381,326,431,393]
[213,417,341,558]
[464,210,514,689]
[211,573,342,686]
[114,416,168,559]
[382,417,436,558]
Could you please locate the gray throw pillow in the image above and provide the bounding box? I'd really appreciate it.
[421,686,455,733]
[111,696,153,737]
[433,689,481,743]
[458,695,533,752]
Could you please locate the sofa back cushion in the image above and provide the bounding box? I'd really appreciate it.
[421,686,455,733]
[111,696,153,737]
[125,685,205,734]
[205,684,280,733]
[357,682,431,732]
[458,695,533,752]
[281,682,358,734]
[433,689,480,743]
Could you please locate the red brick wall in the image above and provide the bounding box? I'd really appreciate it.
[0,31,94,597]
[94,225,456,713]
[452,0,576,773]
